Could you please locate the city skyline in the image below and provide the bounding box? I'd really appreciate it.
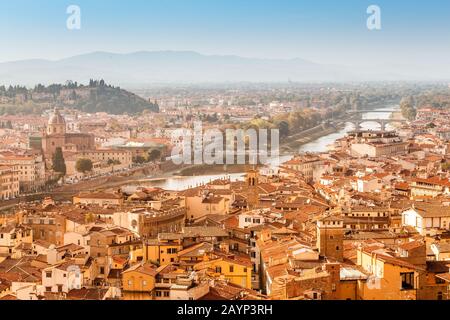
[3,0,450,306]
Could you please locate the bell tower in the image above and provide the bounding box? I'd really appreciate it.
[244,169,260,209]
[246,169,259,187]
[316,216,344,262]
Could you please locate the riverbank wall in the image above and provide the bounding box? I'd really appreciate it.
[280,122,342,152]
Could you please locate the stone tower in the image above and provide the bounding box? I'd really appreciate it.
[244,169,260,209]
[316,216,344,262]
[246,169,259,187]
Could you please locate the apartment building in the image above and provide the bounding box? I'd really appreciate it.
[76,149,133,168]
[410,177,450,197]
[0,165,19,200]
[283,154,327,183]
[0,152,45,193]
[0,225,33,258]
[402,203,450,236]
[349,131,408,158]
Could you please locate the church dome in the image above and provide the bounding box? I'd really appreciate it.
[47,108,66,135]
[48,108,66,126]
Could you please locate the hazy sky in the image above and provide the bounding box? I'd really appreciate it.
[2,0,450,69]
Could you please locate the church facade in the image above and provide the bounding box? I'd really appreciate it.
[42,108,95,157]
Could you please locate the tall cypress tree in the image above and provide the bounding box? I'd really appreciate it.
[52,147,66,175]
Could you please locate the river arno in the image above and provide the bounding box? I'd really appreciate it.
[298,104,399,153]
[132,105,400,191]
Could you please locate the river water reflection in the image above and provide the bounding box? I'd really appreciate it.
[298,105,398,153]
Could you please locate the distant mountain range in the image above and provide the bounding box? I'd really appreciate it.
[0,51,444,86]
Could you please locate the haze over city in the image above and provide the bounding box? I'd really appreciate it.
[2,0,450,84]
[2,0,450,309]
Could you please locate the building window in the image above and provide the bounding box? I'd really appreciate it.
[436,276,445,284]
[438,292,443,300]
[46,271,52,278]
[164,291,170,297]
[229,266,234,273]
[142,280,147,287]
[215,266,222,273]
[401,272,414,290]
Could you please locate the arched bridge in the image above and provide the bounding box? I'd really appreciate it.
[352,119,408,131]
[346,110,408,131]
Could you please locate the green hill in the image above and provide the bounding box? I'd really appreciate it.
[0,80,159,115]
